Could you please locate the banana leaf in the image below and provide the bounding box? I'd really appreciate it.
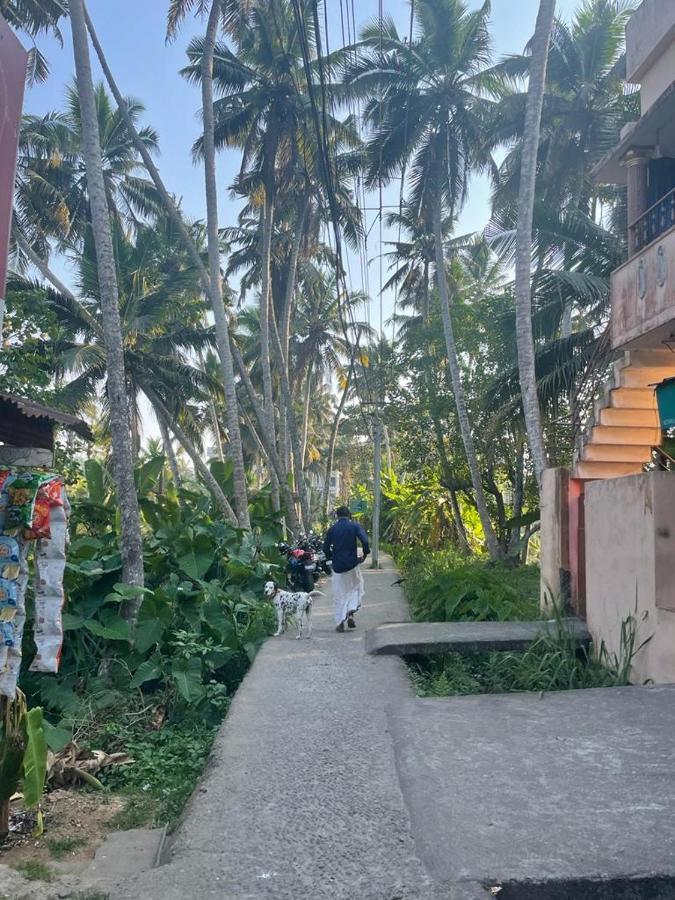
[21,707,48,808]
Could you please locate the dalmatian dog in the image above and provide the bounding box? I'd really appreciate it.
[264,581,321,639]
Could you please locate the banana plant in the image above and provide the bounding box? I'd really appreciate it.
[0,690,48,837]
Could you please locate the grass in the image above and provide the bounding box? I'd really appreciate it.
[107,795,158,831]
[410,615,641,698]
[13,859,56,882]
[97,720,219,826]
[411,643,622,697]
[46,835,87,860]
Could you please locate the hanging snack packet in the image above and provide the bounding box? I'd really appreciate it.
[0,536,20,580]
[31,491,68,674]
[0,577,17,607]
[0,621,13,647]
[26,477,64,541]
[6,473,51,534]
[0,538,29,698]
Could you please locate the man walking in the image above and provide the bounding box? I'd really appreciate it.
[323,506,370,633]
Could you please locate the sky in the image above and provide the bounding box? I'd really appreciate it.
[22,0,581,333]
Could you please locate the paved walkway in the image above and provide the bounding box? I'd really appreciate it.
[112,556,445,900]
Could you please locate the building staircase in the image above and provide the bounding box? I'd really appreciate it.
[572,350,675,480]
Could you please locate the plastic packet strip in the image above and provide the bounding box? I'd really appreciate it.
[30,493,67,674]
[0,537,30,698]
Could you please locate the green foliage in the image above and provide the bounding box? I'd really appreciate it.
[21,707,48,808]
[393,546,540,623]
[20,458,281,738]
[410,626,631,699]
[381,470,483,551]
[98,720,219,826]
[0,694,48,814]
[13,860,55,882]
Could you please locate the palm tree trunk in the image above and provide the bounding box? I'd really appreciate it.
[432,193,501,560]
[209,399,225,461]
[200,1,250,528]
[147,389,238,526]
[322,362,352,519]
[259,199,276,441]
[281,193,310,366]
[157,413,182,489]
[301,361,314,467]
[430,408,471,556]
[269,312,311,531]
[69,0,145,609]
[85,2,250,524]
[514,0,555,488]
[230,339,303,534]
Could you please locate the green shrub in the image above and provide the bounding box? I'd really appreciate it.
[97,720,219,826]
[393,546,540,622]
[19,458,281,739]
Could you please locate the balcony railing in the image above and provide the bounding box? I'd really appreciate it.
[630,187,675,255]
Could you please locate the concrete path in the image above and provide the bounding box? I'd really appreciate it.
[112,557,446,900]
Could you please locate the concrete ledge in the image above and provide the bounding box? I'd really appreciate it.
[365,618,590,656]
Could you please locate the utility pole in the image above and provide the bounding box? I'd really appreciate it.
[371,416,382,569]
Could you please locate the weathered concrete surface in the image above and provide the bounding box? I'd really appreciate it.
[388,685,675,892]
[366,618,590,657]
[82,827,165,890]
[111,557,446,900]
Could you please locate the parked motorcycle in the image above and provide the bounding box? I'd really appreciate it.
[277,540,317,592]
[305,532,332,576]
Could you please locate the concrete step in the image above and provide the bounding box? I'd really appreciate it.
[590,424,661,445]
[582,444,654,463]
[620,366,675,388]
[82,827,165,893]
[599,407,660,427]
[365,618,590,657]
[573,460,644,479]
[610,387,657,409]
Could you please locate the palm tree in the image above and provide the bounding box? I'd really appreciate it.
[345,0,502,558]
[198,0,251,528]
[514,0,555,488]
[44,217,239,522]
[82,2,251,528]
[68,0,144,607]
[15,85,161,258]
[1,0,67,83]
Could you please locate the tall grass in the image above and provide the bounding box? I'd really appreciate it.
[392,546,540,622]
[410,613,642,698]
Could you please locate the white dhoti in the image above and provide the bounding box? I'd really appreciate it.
[331,565,364,625]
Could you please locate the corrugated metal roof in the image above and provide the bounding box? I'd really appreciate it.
[0,392,94,441]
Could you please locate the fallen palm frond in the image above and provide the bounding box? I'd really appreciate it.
[47,743,133,790]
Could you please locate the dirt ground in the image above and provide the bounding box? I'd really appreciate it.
[0,788,125,877]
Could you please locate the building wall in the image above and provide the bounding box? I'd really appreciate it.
[641,41,675,113]
[585,472,675,685]
[626,0,675,86]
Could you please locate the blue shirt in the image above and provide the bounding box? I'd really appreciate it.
[323,518,370,574]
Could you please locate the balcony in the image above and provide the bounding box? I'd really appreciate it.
[611,220,675,350]
[630,187,675,255]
